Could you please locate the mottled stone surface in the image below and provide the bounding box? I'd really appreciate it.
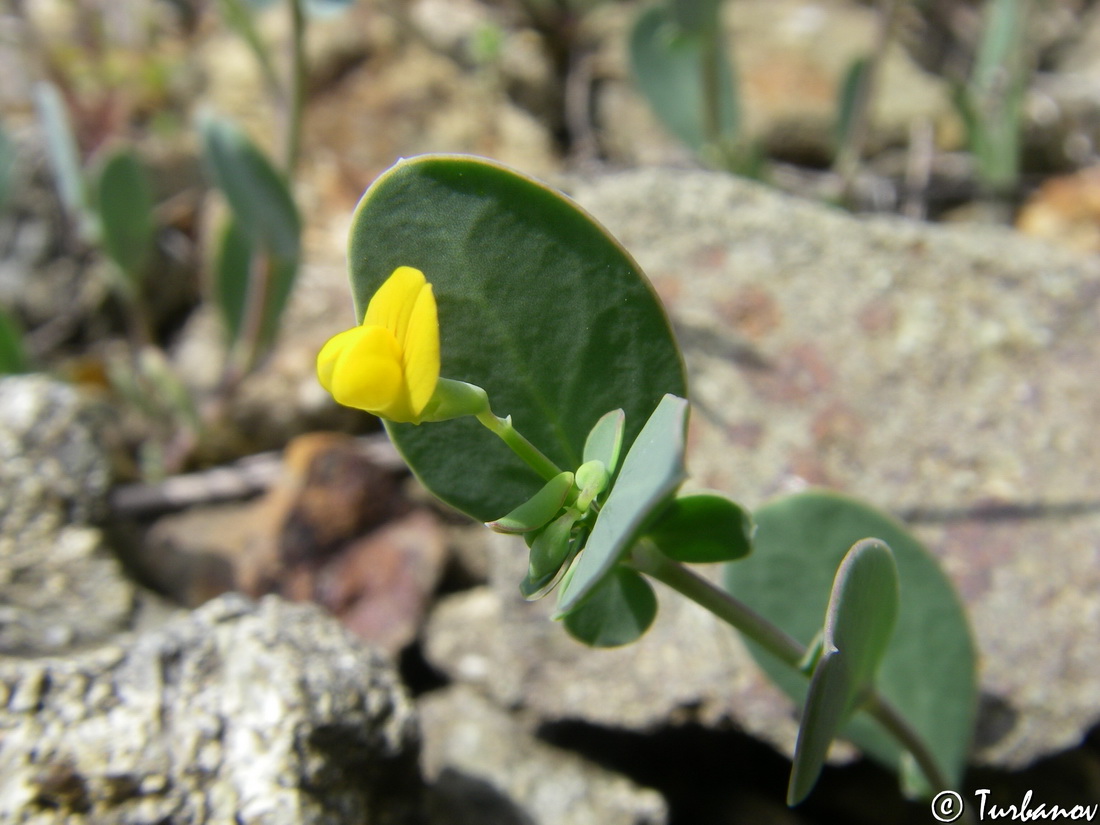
[0,376,134,654]
[0,594,421,825]
[420,685,666,825]
[425,167,1100,770]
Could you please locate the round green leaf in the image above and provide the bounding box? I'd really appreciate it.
[563,567,658,648]
[95,145,155,287]
[724,491,976,792]
[646,492,753,563]
[347,155,686,521]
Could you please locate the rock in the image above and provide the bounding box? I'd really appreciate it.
[424,167,1100,771]
[126,432,447,655]
[0,375,134,654]
[0,594,421,825]
[420,685,667,825]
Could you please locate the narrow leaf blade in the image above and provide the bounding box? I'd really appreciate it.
[487,471,574,533]
[96,145,155,287]
[788,648,850,805]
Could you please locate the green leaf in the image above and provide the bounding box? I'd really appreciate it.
[724,491,976,794]
[583,408,625,475]
[487,471,574,533]
[563,567,658,648]
[34,82,96,240]
[646,492,753,563]
[786,648,848,805]
[556,394,689,615]
[630,3,739,155]
[788,539,899,805]
[521,510,583,600]
[95,145,155,289]
[0,308,28,374]
[834,57,870,152]
[671,0,722,33]
[199,113,300,263]
[212,216,298,353]
[347,155,686,522]
[0,120,15,209]
[574,459,610,512]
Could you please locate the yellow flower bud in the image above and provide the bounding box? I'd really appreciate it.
[317,266,440,423]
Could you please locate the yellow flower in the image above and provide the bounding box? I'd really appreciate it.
[317,266,440,423]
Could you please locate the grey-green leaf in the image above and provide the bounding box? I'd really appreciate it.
[95,145,155,288]
[199,113,300,262]
[724,491,976,794]
[563,567,658,648]
[521,510,582,600]
[34,82,96,239]
[347,155,686,522]
[583,408,626,476]
[787,647,849,805]
[0,120,15,209]
[646,492,753,563]
[487,471,574,533]
[788,538,899,804]
[630,3,739,155]
[556,393,689,615]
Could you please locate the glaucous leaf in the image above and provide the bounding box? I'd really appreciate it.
[787,539,898,804]
[347,155,686,521]
[34,82,96,239]
[724,491,976,794]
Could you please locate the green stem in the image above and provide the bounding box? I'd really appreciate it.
[475,409,562,482]
[626,540,953,796]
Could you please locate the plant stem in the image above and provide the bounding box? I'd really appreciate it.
[626,540,953,796]
[475,409,562,482]
[285,0,307,176]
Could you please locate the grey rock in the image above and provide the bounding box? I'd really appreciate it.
[424,167,1100,770]
[0,594,421,825]
[0,375,134,654]
[420,685,666,825]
